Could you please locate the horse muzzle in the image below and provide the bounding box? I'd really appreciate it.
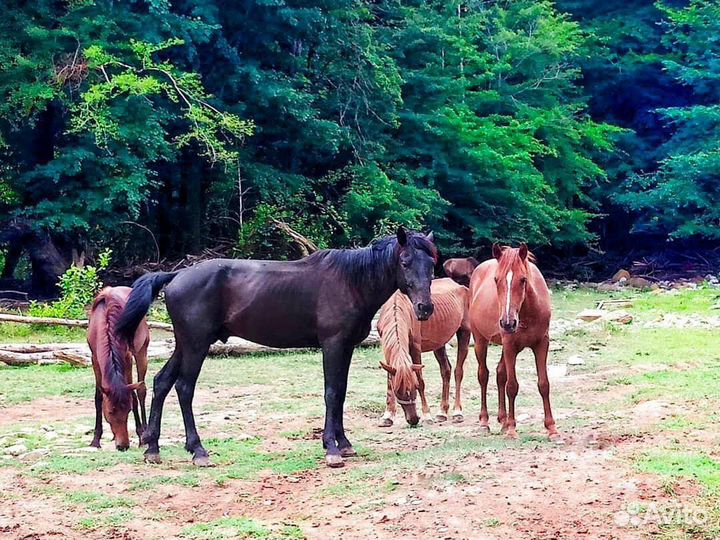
[415,302,434,321]
[500,317,519,334]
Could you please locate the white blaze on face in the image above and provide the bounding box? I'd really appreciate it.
[504,270,513,323]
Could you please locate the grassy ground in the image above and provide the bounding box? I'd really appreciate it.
[0,285,719,539]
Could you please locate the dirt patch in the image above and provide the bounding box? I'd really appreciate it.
[0,396,90,427]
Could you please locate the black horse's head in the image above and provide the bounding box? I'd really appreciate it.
[395,227,437,321]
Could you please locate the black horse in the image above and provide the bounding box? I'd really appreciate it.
[117,227,437,467]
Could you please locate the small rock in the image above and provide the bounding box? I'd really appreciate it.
[577,309,604,322]
[611,269,630,283]
[567,355,585,366]
[5,444,27,456]
[547,364,567,379]
[627,277,653,289]
[517,413,531,423]
[605,311,633,324]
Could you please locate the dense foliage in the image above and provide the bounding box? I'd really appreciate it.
[0,0,716,272]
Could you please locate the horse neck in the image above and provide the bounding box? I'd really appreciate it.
[345,243,399,315]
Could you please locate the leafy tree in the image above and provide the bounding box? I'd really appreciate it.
[617,0,720,239]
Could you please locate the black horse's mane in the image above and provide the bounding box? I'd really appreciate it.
[308,232,437,291]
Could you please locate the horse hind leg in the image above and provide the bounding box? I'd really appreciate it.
[433,347,452,422]
[174,343,212,466]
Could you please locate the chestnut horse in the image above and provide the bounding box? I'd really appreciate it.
[87,287,149,450]
[467,245,560,441]
[117,228,437,468]
[378,278,471,426]
[443,257,479,287]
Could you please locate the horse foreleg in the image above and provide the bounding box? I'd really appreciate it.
[533,336,561,442]
[142,350,182,464]
[379,373,396,427]
[321,339,353,467]
[411,349,431,423]
[135,344,149,436]
[474,339,490,432]
[433,347,452,421]
[503,345,519,439]
[131,390,142,443]
[90,385,103,448]
[496,352,507,426]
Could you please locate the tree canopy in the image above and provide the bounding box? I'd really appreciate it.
[0,0,716,274]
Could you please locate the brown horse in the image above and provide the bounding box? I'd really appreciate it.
[87,286,149,450]
[467,245,561,441]
[378,278,471,426]
[443,257,479,287]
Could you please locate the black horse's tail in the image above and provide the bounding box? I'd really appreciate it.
[117,271,179,341]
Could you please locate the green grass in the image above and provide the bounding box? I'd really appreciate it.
[66,490,136,511]
[180,517,301,540]
[0,322,87,343]
[209,437,322,484]
[0,363,93,405]
[636,451,720,491]
[128,473,201,491]
[633,287,720,316]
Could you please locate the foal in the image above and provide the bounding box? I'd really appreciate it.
[88,287,149,450]
[467,245,561,441]
[378,278,471,426]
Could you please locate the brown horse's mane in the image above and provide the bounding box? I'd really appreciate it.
[378,293,417,395]
[91,289,132,410]
[496,246,536,273]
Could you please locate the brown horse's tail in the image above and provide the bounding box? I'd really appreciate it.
[116,271,178,343]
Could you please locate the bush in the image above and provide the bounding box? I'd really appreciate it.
[28,249,112,319]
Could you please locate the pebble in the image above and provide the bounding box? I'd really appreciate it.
[567,355,585,366]
[5,443,27,456]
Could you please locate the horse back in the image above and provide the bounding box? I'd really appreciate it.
[420,278,467,351]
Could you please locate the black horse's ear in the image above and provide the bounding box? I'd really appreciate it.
[492,243,503,260]
[519,243,528,260]
[426,231,434,243]
[396,226,408,246]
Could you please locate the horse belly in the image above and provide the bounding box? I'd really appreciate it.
[419,313,461,352]
[223,283,321,349]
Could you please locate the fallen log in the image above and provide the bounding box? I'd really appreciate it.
[0,331,381,367]
[0,313,173,331]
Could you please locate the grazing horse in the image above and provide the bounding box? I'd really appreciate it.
[117,228,437,468]
[467,244,561,441]
[87,287,149,450]
[378,277,471,427]
[443,257,479,287]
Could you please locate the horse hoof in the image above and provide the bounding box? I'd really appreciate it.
[144,452,162,464]
[193,455,213,467]
[339,447,357,458]
[549,433,565,445]
[89,441,100,449]
[378,418,394,428]
[479,425,491,434]
[452,414,464,424]
[325,454,345,468]
[505,430,519,440]
[435,414,448,423]
[421,416,434,425]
